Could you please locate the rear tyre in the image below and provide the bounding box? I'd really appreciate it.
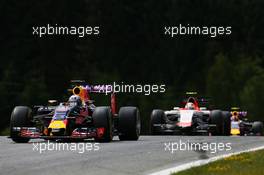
[118,107,140,141]
[252,121,263,136]
[150,109,165,135]
[10,106,32,143]
[210,110,223,135]
[222,111,231,136]
[93,106,113,142]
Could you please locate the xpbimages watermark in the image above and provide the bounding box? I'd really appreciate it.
[32,24,100,37]
[164,140,232,154]
[164,24,232,38]
[94,82,166,95]
[32,140,100,154]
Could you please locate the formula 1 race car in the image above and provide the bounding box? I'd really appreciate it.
[10,80,141,143]
[150,94,231,135]
[230,107,263,136]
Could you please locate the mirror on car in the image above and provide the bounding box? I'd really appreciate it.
[200,107,207,110]
[48,100,58,106]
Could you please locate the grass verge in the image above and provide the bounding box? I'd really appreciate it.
[172,149,264,175]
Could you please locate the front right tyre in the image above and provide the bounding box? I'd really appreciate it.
[10,106,32,143]
[150,109,165,135]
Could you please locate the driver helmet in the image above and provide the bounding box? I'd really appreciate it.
[232,111,239,121]
[185,102,195,109]
[68,95,82,106]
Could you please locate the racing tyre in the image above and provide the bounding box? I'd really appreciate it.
[10,106,32,143]
[210,110,223,135]
[252,121,263,136]
[93,106,113,142]
[222,111,231,136]
[150,109,165,135]
[118,107,141,141]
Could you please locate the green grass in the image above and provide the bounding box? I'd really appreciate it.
[0,127,9,136]
[172,149,264,175]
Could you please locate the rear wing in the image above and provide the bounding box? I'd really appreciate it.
[70,81,117,114]
[72,85,113,95]
[70,80,113,94]
[231,107,247,118]
[182,97,211,108]
[184,92,211,104]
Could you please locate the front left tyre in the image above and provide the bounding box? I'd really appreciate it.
[210,110,231,136]
[222,111,231,136]
[118,107,141,141]
[252,121,264,136]
[93,106,113,142]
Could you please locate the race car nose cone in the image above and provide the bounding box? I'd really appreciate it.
[48,120,66,129]
[48,120,67,136]
[51,128,66,136]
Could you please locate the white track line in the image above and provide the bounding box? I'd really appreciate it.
[149,145,264,175]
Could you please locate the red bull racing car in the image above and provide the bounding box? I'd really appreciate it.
[150,94,231,135]
[230,107,263,136]
[10,81,141,143]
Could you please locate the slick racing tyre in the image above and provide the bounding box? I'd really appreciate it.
[252,121,264,136]
[222,111,231,136]
[150,109,165,135]
[210,110,224,135]
[10,106,32,143]
[118,107,141,141]
[93,106,113,142]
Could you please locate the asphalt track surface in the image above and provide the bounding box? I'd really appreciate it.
[1,136,264,175]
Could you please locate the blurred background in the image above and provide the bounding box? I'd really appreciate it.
[1,0,264,134]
